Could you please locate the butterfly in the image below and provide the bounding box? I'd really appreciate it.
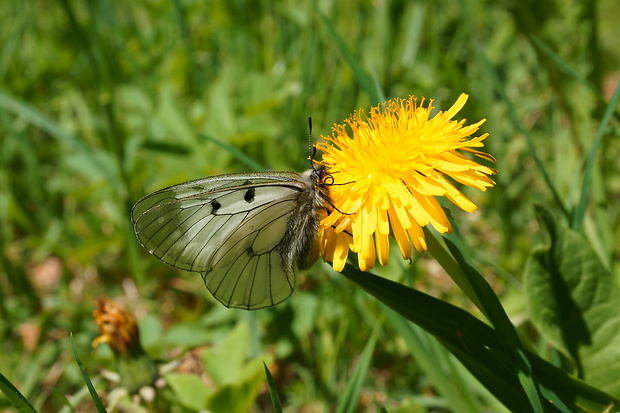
[131,165,332,310]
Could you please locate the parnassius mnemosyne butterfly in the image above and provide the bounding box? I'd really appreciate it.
[131,164,332,310]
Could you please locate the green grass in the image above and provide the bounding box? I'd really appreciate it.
[1,0,620,412]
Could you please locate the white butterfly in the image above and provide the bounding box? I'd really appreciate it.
[131,165,332,310]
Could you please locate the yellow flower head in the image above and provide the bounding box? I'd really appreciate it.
[317,94,496,272]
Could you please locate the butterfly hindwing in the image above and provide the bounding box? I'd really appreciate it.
[131,172,307,309]
[205,237,294,309]
[202,193,300,309]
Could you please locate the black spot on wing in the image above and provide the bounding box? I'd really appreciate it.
[244,187,256,203]
[211,199,221,213]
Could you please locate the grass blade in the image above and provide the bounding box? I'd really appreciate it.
[0,90,119,187]
[530,36,601,98]
[572,80,620,231]
[263,363,283,413]
[475,45,569,220]
[335,319,381,413]
[51,388,77,413]
[0,371,39,413]
[318,12,384,105]
[70,333,108,413]
[198,133,265,171]
[383,306,495,413]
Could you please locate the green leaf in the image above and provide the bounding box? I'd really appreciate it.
[525,207,620,397]
[164,373,212,411]
[342,265,531,412]
[164,322,212,347]
[137,314,164,351]
[341,265,620,412]
[207,358,265,413]
[201,322,249,386]
[0,371,39,413]
[443,237,543,413]
[383,307,504,413]
[156,84,197,145]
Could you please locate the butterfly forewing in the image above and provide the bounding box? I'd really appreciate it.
[131,173,301,220]
[132,172,308,309]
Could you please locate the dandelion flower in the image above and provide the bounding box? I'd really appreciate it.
[92,298,141,355]
[317,94,496,272]
[92,298,158,392]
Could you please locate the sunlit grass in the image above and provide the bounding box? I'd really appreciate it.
[1,0,619,412]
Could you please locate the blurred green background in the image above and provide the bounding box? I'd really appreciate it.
[1,0,619,412]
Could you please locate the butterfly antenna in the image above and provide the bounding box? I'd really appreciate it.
[308,116,319,171]
[308,117,314,156]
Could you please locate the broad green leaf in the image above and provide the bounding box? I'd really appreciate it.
[238,354,271,384]
[164,323,212,348]
[206,358,265,413]
[156,84,197,145]
[342,265,531,412]
[201,322,249,386]
[386,397,426,413]
[164,373,212,411]
[525,207,620,397]
[137,314,164,351]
